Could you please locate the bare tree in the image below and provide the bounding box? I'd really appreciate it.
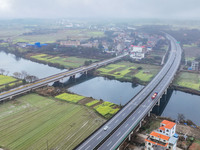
[21,70,28,79]
[177,113,185,123]
[0,68,5,75]
[13,72,22,79]
[25,75,38,83]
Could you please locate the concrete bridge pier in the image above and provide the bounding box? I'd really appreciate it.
[128,131,133,141]
[70,75,76,81]
[164,89,167,95]
[156,98,160,106]
[84,71,88,77]
[9,96,13,100]
[148,109,152,117]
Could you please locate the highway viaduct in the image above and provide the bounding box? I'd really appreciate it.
[75,33,182,150]
[0,53,127,102]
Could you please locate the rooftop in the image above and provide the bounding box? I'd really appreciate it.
[161,120,176,129]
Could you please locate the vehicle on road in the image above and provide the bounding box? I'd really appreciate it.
[103,126,108,131]
[151,92,158,99]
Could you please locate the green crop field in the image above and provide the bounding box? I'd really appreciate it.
[173,72,200,91]
[97,61,161,83]
[31,53,97,68]
[55,93,119,119]
[85,100,99,106]
[55,93,85,103]
[0,94,105,150]
[94,102,120,119]
[0,75,23,91]
[0,75,17,85]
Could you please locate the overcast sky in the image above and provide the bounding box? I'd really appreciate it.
[0,0,199,19]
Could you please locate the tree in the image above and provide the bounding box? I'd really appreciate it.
[21,71,28,79]
[84,60,93,66]
[177,113,185,123]
[25,75,38,82]
[13,72,22,79]
[0,68,5,75]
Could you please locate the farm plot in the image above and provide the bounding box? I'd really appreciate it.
[0,94,105,150]
[0,75,23,91]
[30,53,97,68]
[96,61,161,83]
[173,72,200,91]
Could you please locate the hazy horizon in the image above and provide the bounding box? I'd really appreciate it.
[0,0,200,20]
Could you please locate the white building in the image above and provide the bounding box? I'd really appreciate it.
[145,120,178,150]
[130,45,145,60]
[191,61,199,71]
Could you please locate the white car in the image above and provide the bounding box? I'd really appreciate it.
[103,125,108,131]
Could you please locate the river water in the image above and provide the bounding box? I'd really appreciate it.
[0,51,66,79]
[1,51,200,125]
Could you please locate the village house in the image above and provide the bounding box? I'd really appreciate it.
[145,120,178,150]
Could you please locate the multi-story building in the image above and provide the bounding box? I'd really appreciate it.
[130,45,146,60]
[191,61,199,71]
[60,40,80,47]
[145,120,178,150]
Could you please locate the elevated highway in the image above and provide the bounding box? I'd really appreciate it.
[0,54,127,101]
[76,34,182,150]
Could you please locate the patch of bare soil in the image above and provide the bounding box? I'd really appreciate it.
[176,124,200,139]
[91,101,104,108]
[78,97,93,105]
[35,86,62,97]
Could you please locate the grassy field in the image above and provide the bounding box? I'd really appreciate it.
[13,29,105,43]
[0,75,22,90]
[0,94,105,150]
[173,72,200,91]
[96,61,161,83]
[30,53,97,68]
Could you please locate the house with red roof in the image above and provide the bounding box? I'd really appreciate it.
[145,120,178,150]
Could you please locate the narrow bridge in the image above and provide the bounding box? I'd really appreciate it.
[0,54,127,101]
[75,33,182,150]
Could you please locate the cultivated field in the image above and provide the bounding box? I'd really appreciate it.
[96,61,161,83]
[13,29,105,43]
[30,53,97,68]
[183,44,200,61]
[0,94,105,150]
[173,72,200,91]
[55,93,120,119]
[0,75,22,91]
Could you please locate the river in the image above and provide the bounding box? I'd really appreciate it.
[0,51,66,79]
[0,51,200,125]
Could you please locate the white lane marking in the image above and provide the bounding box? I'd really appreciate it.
[107,141,112,147]
[122,113,125,116]
[117,132,121,137]
[125,124,129,128]
[115,119,119,123]
[138,110,141,114]
[85,145,91,150]
[97,135,102,140]
[132,117,135,120]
